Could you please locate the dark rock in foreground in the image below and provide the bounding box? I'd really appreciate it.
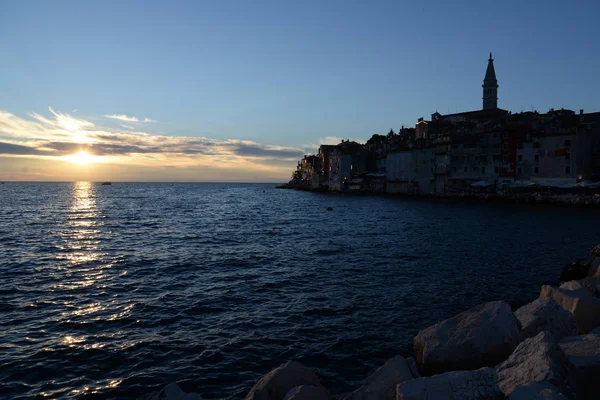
[559,332,600,400]
[245,361,323,400]
[495,331,567,396]
[508,382,567,399]
[395,367,503,400]
[344,355,414,400]
[514,298,577,341]
[413,300,521,375]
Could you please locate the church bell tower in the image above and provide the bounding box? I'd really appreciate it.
[482,52,498,110]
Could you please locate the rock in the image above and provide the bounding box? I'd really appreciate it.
[576,275,600,297]
[558,280,586,292]
[326,207,333,211]
[508,382,568,399]
[413,301,521,375]
[406,357,420,378]
[559,333,600,400]
[540,285,600,334]
[245,361,322,400]
[587,256,600,277]
[495,332,568,396]
[142,383,203,400]
[284,385,330,400]
[395,367,503,400]
[559,260,589,284]
[514,298,577,341]
[345,355,414,400]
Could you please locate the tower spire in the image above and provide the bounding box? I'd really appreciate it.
[482,53,498,110]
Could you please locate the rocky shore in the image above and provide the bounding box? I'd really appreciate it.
[144,246,600,400]
[276,183,600,207]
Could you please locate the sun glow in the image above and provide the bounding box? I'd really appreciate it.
[65,151,96,165]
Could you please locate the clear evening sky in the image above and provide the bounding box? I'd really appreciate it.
[1,0,599,182]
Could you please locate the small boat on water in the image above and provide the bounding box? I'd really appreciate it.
[101,182,112,186]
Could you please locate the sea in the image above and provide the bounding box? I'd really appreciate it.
[1,182,599,399]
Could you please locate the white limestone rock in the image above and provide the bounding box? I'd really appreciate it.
[508,382,568,399]
[559,333,600,400]
[558,280,586,293]
[413,301,521,375]
[142,383,203,400]
[345,355,414,400]
[495,331,567,396]
[283,385,331,400]
[395,367,503,400]
[540,285,600,334]
[514,298,577,341]
[245,361,322,400]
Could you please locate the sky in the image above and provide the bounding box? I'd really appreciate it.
[1,0,599,182]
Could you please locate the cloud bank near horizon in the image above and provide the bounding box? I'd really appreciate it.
[0,107,309,181]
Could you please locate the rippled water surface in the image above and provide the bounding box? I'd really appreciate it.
[1,182,599,399]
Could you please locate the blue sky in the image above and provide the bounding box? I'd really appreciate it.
[1,0,599,181]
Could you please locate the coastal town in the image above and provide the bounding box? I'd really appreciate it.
[283,54,600,200]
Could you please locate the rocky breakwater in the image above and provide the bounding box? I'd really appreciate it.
[143,246,600,400]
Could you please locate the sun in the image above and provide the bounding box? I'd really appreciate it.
[65,151,96,165]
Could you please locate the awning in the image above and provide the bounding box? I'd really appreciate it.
[509,181,539,188]
[538,181,576,189]
[471,180,495,187]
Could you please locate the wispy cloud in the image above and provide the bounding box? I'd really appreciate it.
[104,114,157,123]
[120,123,135,130]
[104,114,140,122]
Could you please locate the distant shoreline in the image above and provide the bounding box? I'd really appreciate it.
[276,183,600,208]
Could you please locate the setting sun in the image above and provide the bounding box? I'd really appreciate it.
[65,151,96,165]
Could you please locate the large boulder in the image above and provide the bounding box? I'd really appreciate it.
[245,361,323,400]
[514,298,577,341]
[142,383,203,400]
[540,285,600,334]
[559,260,589,284]
[508,382,567,399]
[495,331,568,396]
[559,333,600,400]
[283,385,330,400]
[413,301,521,375]
[395,367,503,400]
[345,355,414,400]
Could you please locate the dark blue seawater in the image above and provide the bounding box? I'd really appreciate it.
[1,182,599,399]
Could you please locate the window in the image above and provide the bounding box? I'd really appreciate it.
[565,166,571,174]
[518,143,524,150]
[534,167,539,174]
[503,143,508,150]
[475,156,479,162]
[565,153,570,160]
[503,132,508,138]
[518,155,523,161]
[452,167,457,173]
[534,154,539,161]
[480,155,487,162]
[423,159,428,164]
[533,142,540,148]
[452,144,459,149]
[464,156,468,161]
[564,140,571,146]
[503,155,508,162]
[473,167,479,172]
[482,167,486,174]
[452,155,458,161]
[464,167,468,172]
[494,167,499,173]
[430,179,435,184]
[518,167,523,174]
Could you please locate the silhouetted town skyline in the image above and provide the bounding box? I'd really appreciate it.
[290,54,600,194]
